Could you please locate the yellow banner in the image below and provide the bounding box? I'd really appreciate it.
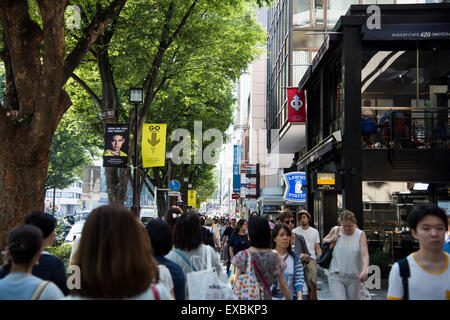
[142,124,166,168]
[188,190,196,207]
[195,198,200,209]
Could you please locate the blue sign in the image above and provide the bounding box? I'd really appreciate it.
[283,172,306,202]
[169,180,181,191]
[233,145,241,193]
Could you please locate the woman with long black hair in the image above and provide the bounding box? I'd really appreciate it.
[271,224,304,300]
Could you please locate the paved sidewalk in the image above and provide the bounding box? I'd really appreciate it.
[316,276,388,300]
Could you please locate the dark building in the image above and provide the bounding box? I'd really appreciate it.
[297,3,450,260]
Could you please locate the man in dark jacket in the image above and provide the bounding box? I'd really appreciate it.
[0,211,69,295]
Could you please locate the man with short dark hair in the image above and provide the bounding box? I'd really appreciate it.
[387,203,449,300]
[0,211,69,295]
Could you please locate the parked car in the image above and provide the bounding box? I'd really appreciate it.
[64,221,85,243]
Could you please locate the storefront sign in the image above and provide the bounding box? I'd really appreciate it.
[283,172,306,202]
[287,88,306,123]
[362,23,450,40]
[317,173,336,185]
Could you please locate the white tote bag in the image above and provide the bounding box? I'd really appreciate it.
[184,247,236,300]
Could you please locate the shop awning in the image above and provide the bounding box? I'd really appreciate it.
[297,130,342,170]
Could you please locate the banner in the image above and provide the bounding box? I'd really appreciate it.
[103,124,129,168]
[188,190,197,207]
[142,124,167,168]
[233,145,241,193]
[287,88,306,123]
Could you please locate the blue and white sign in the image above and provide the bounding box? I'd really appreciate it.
[169,179,181,191]
[233,145,241,193]
[283,172,306,202]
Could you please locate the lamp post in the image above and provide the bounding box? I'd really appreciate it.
[129,88,143,218]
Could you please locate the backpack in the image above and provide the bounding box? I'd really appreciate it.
[398,257,410,300]
[202,227,215,248]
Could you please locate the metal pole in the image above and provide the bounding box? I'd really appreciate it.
[132,103,139,218]
[52,188,56,215]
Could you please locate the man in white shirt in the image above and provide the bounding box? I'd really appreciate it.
[387,203,450,300]
[293,210,322,287]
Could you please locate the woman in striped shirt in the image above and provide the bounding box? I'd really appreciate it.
[271,224,305,300]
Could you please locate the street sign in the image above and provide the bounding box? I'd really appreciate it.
[142,124,167,167]
[188,190,197,207]
[168,191,180,197]
[283,171,306,202]
[232,193,240,199]
[169,180,181,191]
[247,183,257,189]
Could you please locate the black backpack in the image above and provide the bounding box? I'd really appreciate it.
[398,257,410,300]
[202,227,215,248]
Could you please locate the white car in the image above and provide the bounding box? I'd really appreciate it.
[64,221,85,243]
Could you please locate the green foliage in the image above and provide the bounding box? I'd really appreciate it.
[46,243,73,270]
[46,114,96,190]
[369,247,392,268]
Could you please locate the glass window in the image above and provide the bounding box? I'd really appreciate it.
[293,50,310,86]
[327,0,359,28]
[361,42,450,148]
[293,0,311,27]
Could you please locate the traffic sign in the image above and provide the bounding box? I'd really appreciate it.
[168,191,180,197]
[169,180,181,191]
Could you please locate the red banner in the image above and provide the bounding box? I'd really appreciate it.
[287,88,306,123]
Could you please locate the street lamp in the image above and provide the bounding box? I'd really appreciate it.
[130,88,143,218]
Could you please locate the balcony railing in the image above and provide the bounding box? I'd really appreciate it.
[361,109,449,149]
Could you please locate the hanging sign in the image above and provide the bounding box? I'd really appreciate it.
[287,88,306,123]
[103,124,130,168]
[283,172,306,202]
[142,124,167,167]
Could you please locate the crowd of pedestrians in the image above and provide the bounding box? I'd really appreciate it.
[0,203,448,300]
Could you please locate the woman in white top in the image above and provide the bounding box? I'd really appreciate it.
[166,213,224,299]
[322,210,369,300]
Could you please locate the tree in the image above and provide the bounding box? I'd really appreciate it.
[46,117,95,191]
[0,0,127,247]
[70,0,264,216]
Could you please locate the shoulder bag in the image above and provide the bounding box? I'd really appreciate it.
[317,227,340,269]
[30,281,50,300]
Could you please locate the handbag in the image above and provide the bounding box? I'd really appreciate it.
[317,227,340,269]
[233,250,263,300]
[174,248,235,300]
